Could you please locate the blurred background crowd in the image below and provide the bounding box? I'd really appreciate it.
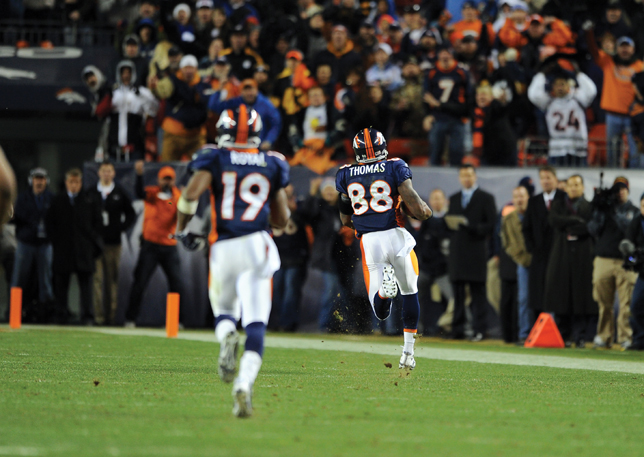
[3,0,644,348]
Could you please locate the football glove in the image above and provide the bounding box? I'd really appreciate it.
[174,232,207,251]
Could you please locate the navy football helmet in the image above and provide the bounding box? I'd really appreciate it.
[216,104,263,149]
[352,128,388,163]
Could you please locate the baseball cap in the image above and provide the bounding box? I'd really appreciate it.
[214,55,228,65]
[389,22,402,31]
[286,50,304,61]
[462,1,477,9]
[403,4,421,13]
[530,14,544,24]
[196,0,213,9]
[241,78,258,88]
[30,167,48,178]
[617,36,635,47]
[158,166,176,179]
[231,23,247,35]
[461,34,477,44]
[376,43,393,56]
[254,65,268,73]
[360,20,375,29]
[518,176,535,196]
[614,176,629,189]
[512,2,529,12]
[179,54,198,68]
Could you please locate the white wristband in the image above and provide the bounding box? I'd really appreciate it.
[177,196,198,215]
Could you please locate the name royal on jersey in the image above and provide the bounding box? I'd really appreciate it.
[230,151,268,167]
[348,162,387,177]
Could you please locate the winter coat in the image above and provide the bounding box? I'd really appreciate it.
[13,189,54,245]
[502,210,531,267]
[87,184,136,246]
[46,190,103,274]
[543,196,597,316]
[446,188,497,282]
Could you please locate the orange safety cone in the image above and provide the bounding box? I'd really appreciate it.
[166,293,180,338]
[9,287,22,329]
[524,312,565,348]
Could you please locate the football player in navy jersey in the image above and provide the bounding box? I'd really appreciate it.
[175,105,290,417]
[336,128,432,369]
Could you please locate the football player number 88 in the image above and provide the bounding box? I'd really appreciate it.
[221,171,270,221]
[347,180,393,215]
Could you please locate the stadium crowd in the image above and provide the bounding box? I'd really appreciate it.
[4,0,644,349]
[5,0,644,167]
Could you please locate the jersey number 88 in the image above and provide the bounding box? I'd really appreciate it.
[347,180,393,215]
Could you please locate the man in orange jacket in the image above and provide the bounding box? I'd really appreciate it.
[586,22,644,167]
[124,161,183,327]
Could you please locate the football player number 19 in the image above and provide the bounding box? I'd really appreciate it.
[221,171,270,221]
[348,180,393,215]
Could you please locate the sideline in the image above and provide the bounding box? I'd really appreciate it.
[9,325,644,375]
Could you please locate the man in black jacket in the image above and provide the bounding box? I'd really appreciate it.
[88,161,136,325]
[11,168,55,322]
[46,169,103,325]
[445,165,496,341]
[588,176,638,349]
[522,165,564,324]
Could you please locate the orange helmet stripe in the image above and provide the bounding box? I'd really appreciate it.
[236,104,249,144]
[363,128,375,160]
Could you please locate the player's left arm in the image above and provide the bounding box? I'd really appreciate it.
[398,179,432,221]
[0,146,16,227]
[176,170,212,233]
[269,187,290,229]
[338,193,354,229]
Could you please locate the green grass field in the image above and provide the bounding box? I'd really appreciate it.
[2,327,644,457]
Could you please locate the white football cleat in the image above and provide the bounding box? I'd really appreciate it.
[218,330,240,383]
[399,351,415,370]
[232,381,253,418]
[379,265,398,298]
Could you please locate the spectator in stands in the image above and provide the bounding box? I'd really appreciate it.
[272,50,316,122]
[544,174,597,347]
[151,55,209,161]
[88,161,136,326]
[365,43,402,92]
[270,185,309,332]
[527,64,597,166]
[288,85,341,173]
[448,1,495,54]
[112,35,149,90]
[323,0,365,36]
[354,21,379,68]
[135,19,159,62]
[11,168,55,322]
[254,65,271,96]
[206,7,230,44]
[501,185,532,343]
[595,0,632,45]
[161,3,205,58]
[315,64,335,99]
[455,35,490,85]
[98,60,159,162]
[415,29,440,70]
[209,78,282,151]
[82,66,110,114]
[385,22,405,56]
[497,3,529,51]
[586,23,644,168]
[354,84,391,134]
[220,23,265,81]
[223,0,258,25]
[46,169,102,325]
[445,165,497,341]
[390,57,425,138]
[472,80,516,166]
[199,37,225,70]
[588,177,638,349]
[125,162,183,327]
[313,25,362,84]
[400,4,426,56]
[490,48,530,138]
[522,165,564,322]
[125,0,165,45]
[61,0,95,23]
[632,71,644,152]
[305,12,328,63]
[423,47,472,166]
[194,0,214,47]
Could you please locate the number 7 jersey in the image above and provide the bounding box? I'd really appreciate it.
[335,158,412,236]
[189,146,290,242]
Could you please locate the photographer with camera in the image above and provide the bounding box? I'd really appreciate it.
[588,176,638,349]
[622,193,644,350]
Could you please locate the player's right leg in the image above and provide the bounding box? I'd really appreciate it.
[209,240,242,383]
[360,235,393,320]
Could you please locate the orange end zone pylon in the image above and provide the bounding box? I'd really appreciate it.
[166,293,180,338]
[524,312,565,348]
[9,287,22,329]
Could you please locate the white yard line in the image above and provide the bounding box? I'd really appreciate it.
[10,325,644,375]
